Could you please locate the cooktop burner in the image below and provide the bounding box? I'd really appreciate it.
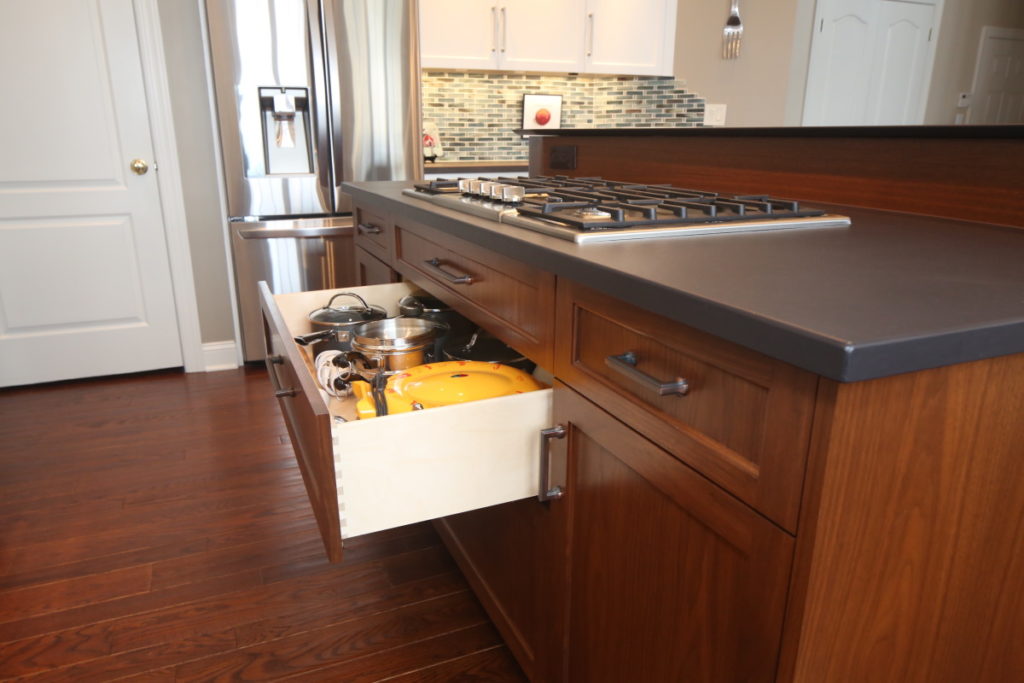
[404,176,850,244]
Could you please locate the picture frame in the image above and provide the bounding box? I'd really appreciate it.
[522,93,563,130]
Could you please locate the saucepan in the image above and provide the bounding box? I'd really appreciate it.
[293,292,388,355]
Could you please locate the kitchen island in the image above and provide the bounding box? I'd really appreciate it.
[266,126,1023,683]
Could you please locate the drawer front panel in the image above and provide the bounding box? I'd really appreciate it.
[354,245,398,286]
[260,283,342,561]
[555,281,818,531]
[353,205,392,264]
[394,220,555,368]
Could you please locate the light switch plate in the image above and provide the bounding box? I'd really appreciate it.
[703,104,727,127]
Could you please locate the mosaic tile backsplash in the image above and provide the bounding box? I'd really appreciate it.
[421,71,706,162]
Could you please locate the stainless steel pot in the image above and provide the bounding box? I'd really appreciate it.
[397,294,475,360]
[343,317,449,380]
[293,292,388,354]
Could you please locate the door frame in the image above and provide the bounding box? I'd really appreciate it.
[133,0,205,372]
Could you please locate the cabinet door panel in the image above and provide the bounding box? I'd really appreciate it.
[557,384,793,683]
[420,0,499,70]
[354,245,398,286]
[585,0,676,76]
[502,0,586,72]
[436,496,568,683]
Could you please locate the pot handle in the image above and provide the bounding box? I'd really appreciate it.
[325,292,371,311]
[293,329,336,346]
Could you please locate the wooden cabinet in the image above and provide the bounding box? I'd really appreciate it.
[353,204,393,265]
[555,280,818,531]
[556,383,794,682]
[435,497,567,682]
[393,215,556,369]
[419,0,674,76]
[354,245,397,286]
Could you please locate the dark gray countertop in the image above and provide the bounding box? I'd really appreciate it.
[343,181,1024,382]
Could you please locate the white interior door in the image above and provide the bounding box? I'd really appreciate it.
[803,0,939,125]
[0,0,183,387]
[968,26,1024,124]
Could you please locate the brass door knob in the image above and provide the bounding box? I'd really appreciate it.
[130,158,149,175]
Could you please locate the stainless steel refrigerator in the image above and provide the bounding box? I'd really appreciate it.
[206,0,422,361]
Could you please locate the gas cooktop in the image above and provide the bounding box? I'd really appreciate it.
[403,176,850,244]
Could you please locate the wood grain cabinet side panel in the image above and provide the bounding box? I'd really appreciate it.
[558,384,793,683]
[781,353,1024,683]
[555,280,818,532]
[394,219,555,368]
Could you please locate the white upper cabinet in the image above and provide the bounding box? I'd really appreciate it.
[584,0,677,76]
[419,0,501,71]
[420,0,675,76]
[501,0,587,73]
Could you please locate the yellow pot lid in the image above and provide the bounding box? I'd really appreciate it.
[354,361,544,419]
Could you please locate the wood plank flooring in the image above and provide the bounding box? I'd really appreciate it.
[0,367,526,681]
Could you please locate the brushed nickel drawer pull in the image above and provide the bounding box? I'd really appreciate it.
[265,354,297,398]
[605,351,690,397]
[538,424,567,502]
[424,258,475,285]
[356,222,382,235]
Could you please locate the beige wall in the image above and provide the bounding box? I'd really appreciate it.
[925,0,1024,124]
[157,0,235,345]
[674,0,812,126]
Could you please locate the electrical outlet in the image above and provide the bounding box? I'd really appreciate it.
[703,103,727,127]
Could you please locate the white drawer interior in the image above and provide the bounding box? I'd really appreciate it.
[273,282,555,541]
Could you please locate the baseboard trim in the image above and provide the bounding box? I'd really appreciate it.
[203,341,240,372]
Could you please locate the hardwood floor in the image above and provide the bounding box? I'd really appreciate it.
[0,366,526,681]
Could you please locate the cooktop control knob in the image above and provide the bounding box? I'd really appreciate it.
[501,185,525,204]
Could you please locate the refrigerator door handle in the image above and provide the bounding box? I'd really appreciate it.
[237,225,354,239]
[306,0,336,214]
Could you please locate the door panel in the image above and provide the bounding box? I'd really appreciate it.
[0,0,182,386]
[558,384,794,683]
[969,27,1024,124]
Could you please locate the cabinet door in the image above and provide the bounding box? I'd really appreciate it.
[436,496,568,682]
[557,384,794,683]
[585,0,676,76]
[501,0,586,73]
[420,0,499,70]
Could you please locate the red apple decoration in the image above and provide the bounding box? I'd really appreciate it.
[534,108,552,126]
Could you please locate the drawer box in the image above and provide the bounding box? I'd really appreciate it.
[555,280,818,532]
[260,281,554,561]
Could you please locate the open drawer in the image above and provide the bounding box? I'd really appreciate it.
[259,281,554,562]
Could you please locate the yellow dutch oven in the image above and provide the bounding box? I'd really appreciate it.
[352,360,545,419]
